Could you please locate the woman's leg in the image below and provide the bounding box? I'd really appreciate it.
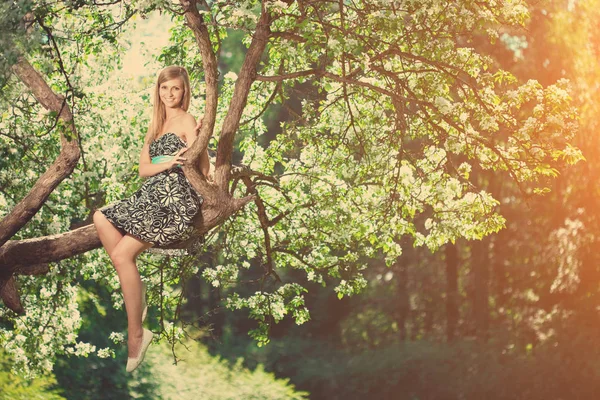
[93,211,154,357]
[93,210,124,257]
[110,234,153,357]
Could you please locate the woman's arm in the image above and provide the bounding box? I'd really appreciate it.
[181,115,211,179]
[138,141,184,177]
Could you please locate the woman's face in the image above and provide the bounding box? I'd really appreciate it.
[159,78,185,109]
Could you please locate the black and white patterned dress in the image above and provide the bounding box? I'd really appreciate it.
[99,132,203,246]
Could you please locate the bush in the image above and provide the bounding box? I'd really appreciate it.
[216,332,600,400]
[132,337,309,400]
[0,350,65,400]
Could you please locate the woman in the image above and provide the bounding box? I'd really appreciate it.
[93,65,210,372]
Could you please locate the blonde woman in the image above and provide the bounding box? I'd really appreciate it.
[93,65,210,372]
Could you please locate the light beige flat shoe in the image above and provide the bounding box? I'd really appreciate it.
[126,328,153,373]
[141,282,148,323]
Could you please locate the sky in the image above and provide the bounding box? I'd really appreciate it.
[91,10,175,94]
[121,11,175,78]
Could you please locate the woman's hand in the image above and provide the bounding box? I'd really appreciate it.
[169,147,188,168]
[195,118,203,132]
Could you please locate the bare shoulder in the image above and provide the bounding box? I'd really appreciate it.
[173,113,196,142]
[177,113,196,129]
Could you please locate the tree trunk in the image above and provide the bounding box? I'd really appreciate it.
[208,285,224,340]
[395,258,410,341]
[473,238,490,342]
[445,242,459,342]
[423,272,434,337]
[492,231,508,311]
[183,275,204,323]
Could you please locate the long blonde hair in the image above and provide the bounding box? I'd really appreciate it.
[145,66,191,145]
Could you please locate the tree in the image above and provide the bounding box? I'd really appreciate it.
[0,0,582,376]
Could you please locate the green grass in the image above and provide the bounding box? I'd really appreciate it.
[128,337,309,400]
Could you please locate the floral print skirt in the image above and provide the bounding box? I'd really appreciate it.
[99,132,204,246]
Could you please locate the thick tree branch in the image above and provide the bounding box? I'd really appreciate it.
[0,277,23,315]
[180,0,218,195]
[214,5,273,191]
[177,1,273,234]
[0,225,101,275]
[176,0,259,234]
[15,264,50,276]
[0,207,262,279]
[0,56,80,248]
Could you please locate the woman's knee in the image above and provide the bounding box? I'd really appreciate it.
[94,210,118,234]
[109,235,150,271]
[93,210,106,227]
[110,249,133,270]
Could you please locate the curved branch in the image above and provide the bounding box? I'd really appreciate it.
[0,55,80,248]
[214,5,273,191]
[180,0,218,195]
[0,277,23,315]
[0,225,101,274]
[0,201,258,273]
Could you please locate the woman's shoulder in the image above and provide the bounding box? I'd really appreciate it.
[173,112,197,134]
[173,112,196,127]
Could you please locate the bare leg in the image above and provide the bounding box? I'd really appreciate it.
[110,234,153,357]
[93,210,124,258]
[93,211,153,357]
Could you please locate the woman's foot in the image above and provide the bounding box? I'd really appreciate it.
[127,329,144,358]
[126,328,153,373]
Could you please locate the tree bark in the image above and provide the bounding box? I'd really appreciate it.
[0,54,81,314]
[0,277,24,315]
[0,225,101,273]
[180,1,273,194]
[180,0,218,196]
[177,0,269,232]
[213,5,272,192]
[0,56,80,248]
